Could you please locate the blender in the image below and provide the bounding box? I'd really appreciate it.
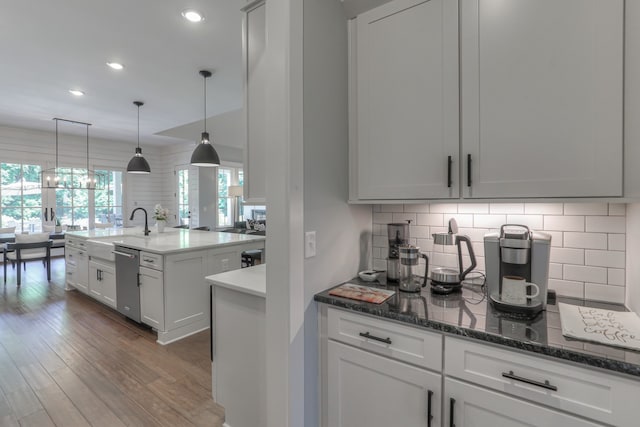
[386,222,410,283]
[429,218,477,294]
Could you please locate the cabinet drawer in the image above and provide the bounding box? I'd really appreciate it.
[445,337,639,426]
[65,237,86,249]
[327,307,442,371]
[140,251,163,270]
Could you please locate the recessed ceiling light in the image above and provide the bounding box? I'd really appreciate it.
[182,9,204,22]
[69,89,85,96]
[106,62,124,70]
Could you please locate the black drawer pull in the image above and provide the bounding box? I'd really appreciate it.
[467,154,472,187]
[427,390,433,427]
[449,397,456,427]
[502,370,558,391]
[447,155,452,188]
[359,332,391,345]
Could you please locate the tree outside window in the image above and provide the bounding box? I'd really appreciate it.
[0,162,42,232]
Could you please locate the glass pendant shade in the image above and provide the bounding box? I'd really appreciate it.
[127,101,151,174]
[191,70,221,167]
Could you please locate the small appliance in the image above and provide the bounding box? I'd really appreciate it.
[386,222,410,283]
[397,244,429,292]
[429,218,477,294]
[484,224,551,315]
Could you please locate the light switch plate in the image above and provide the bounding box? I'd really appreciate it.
[305,231,316,258]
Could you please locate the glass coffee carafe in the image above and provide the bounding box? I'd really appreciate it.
[398,244,429,292]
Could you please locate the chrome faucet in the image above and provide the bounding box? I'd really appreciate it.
[130,207,150,236]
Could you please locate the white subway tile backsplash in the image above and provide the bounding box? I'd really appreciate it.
[544,216,585,232]
[563,232,607,250]
[410,225,430,239]
[585,283,625,304]
[549,263,563,279]
[474,214,507,228]
[585,250,625,269]
[373,212,393,224]
[585,216,626,233]
[371,202,627,302]
[416,213,444,227]
[392,213,417,224]
[608,268,625,286]
[403,204,430,213]
[525,203,564,215]
[505,214,543,230]
[609,203,626,216]
[608,234,625,251]
[550,247,584,265]
[548,279,584,299]
[380,204,405,212]
[429,203,458,213]
[563,265,607,284]
[563,203,608,216]
[489,203,524,214]
[458,203,489,214]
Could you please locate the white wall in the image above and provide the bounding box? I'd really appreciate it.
[374,202,627,304]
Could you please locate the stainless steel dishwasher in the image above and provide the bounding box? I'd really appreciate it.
[113,245,141,322]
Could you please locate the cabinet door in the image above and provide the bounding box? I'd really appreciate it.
[140,266,164,331]
[243,0,266,203]
[328,340,441,427]
[68,247,89,294]
[88,261,103,300]
[445,378,604,427]
[352,0,459,200]
[100,263,116,309]
[461,0,623,198]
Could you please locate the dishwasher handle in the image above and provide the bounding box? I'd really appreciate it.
[113,250,136,259]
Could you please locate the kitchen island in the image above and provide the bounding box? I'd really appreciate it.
[65,228,265,344]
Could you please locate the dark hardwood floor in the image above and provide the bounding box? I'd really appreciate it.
[0,257,224,426]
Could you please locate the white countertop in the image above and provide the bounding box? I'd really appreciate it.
[205,263,266,298]
[67,228,265,254]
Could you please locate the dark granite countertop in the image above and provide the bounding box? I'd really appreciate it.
[314,275,640,379]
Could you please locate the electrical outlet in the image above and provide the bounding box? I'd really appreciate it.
[221,258,229,271]
[305,231,316,258]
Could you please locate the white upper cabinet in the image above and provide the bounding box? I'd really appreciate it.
[461,0,623,198]
[350,0,624,201]
[243,0,267,203]
[350,0,459,200]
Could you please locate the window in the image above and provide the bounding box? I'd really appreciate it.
[94,170,123,227]
[217,166,245,228]
[0,162,42,232]
[55,168,90,229]
[177,168,190,226]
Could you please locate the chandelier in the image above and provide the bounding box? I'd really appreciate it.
[40,118,107,190]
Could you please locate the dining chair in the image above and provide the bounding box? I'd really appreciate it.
[0,226,16,233]
[94,222,114,229]
[192,226,211,231]
[4,232,52,286]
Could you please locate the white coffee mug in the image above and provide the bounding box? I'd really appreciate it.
[501,275,540,305]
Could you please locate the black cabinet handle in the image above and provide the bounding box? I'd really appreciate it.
[467,154,472,187]
[447,156,452,188]
[359,332,392,345]
[136,273,141,287]
[44,209,48,222]
[449,398,456,427]
[502,371,558,391]
[427,390,433,427]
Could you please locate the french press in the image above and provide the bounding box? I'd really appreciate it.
[398,244,429,292]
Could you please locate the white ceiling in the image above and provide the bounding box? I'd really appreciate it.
[0,0,245,147]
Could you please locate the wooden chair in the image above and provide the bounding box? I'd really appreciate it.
[3,232,52,286]
[192,226,211,231]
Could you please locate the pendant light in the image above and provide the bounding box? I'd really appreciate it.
[127,101,151,174]
[190,70,220,167]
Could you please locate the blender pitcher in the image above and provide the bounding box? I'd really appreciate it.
[398,244,429,292]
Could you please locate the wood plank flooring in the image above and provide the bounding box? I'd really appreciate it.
[0,257,225,426]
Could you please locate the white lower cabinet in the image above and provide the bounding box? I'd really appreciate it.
[139,265,164,331]
[66,246,88,294]
[88,259,116,309]
[328,340,441,427]
[444,378,603,427]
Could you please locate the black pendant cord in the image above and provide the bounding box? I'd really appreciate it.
[55,119,59,170]
[86,124,89,175]
[137,104,140,148]
[203,73,207,134]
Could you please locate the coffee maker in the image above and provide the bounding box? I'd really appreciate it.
[387,222,410,283]
[484,225,551,314]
